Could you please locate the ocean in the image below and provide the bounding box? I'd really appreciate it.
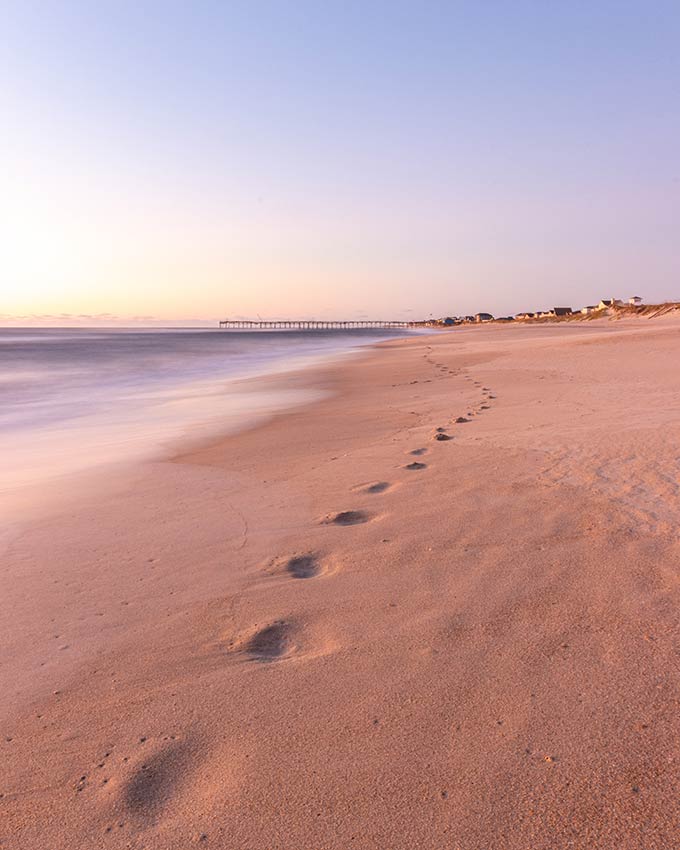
[0,327,411,507]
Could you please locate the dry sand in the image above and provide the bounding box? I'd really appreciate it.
[3,319,680,849]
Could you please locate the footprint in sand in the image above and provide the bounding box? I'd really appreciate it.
[455,416,470,423]
[405,461,427,470]
[352,481,393,494]
[409,448,428,456]
[241,621,298,661]
[266,552,329,579]
[229,619,335,664]
[78,737,189,832]
[285,554,323,579]
[324,510,373,526]
[121,743,187,815]
[434,433,453,441]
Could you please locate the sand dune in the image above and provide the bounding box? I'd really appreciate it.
[3,319,680,848]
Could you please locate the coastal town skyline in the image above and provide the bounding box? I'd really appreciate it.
[2,293,665,328]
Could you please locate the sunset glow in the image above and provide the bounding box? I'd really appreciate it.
[3,2,680,324]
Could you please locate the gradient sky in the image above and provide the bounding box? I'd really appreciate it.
[2,1,680,324]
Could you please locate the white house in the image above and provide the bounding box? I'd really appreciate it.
[628,296,643,306]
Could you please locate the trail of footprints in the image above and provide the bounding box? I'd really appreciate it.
[75,356,501,833]
[232,359,498,666]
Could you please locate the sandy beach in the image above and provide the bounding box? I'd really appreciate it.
[3,319,680,849]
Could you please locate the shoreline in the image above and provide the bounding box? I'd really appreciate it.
[0,332,416,536]
[4,319,680,848]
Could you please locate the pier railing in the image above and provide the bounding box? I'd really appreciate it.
[219,319,414,329]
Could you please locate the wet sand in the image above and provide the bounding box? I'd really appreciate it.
[3,319,680,849]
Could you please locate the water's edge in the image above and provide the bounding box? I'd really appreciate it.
[1,328,419,530]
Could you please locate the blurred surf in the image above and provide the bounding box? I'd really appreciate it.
[0,326,410,503]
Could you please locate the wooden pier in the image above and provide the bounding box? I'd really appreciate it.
[219,319,413,330]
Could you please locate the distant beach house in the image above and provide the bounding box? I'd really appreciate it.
[475,312,494,323]
[599,298,624,309]
[537,310,554,318]
[515,312,535,319]
[553,307,572,317]
[581,305,597,314]
[628,296,643,306]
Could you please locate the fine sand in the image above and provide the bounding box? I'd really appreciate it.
[3,320,680,849]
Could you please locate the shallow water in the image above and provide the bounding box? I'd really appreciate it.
[0,327,411,506]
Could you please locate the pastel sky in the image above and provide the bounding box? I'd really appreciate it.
[2,1,679,324]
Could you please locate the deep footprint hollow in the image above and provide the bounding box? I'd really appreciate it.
[365,481,391,494]
[245,622,296,661]
[326,510,371,526]
[286,554,322,579]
